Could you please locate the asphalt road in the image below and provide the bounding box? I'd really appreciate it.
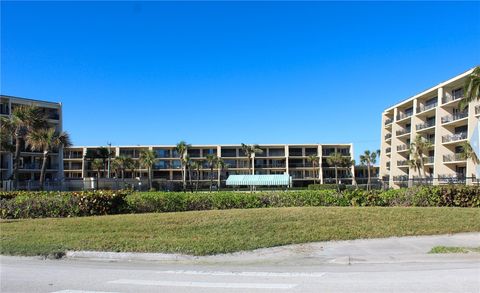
[1,233,479,293]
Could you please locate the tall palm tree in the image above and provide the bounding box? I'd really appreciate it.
[408,134,432,183]
[459,141,479,164]
[326,152,345,191]
[216,158,227,190]
[91,158,104,189]
[0,105,46,188]
[205,154,218,192]
[139,149,157,190]
[241,143,263,175]
[176,141,190,192]
[97,147,111,175]
[460,66,480,110]
[359,150,380,191]
[191,160,203,192]
[25,128,72,190]
[307,154,319,184]
[185,155,194,192]
[112,156,134,181]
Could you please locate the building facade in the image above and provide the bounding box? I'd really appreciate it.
[0,95,64,184]
[64,144,355,187]
[380,68,480,188]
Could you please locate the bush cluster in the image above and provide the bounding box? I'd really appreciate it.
[0,185,478,219]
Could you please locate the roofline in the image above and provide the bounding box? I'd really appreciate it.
[383,66,477,112]
[0,94,61,106]
[66,143,354,148]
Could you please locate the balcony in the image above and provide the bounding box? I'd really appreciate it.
[441,112,468,124]
[442,94,463,104]
[385,147,391,154]
[416,120,435,131]
[443,153,465,163]
[393,175,408,182]
[384,133,392,140]
[384,118,393,125]
[397,144,408,152]
[476,105,480,116]
[397,160,409,166]
[424,156,434,164]
[442,132,467,143]
[416,102,437,113]
[396,128,411,136]
[396,112,412,121]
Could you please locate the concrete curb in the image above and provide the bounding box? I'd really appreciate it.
[63,232,480,265]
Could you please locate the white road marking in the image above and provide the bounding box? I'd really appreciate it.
[157,269,326,278]
[109,279,297,289]
[52,290,118,293]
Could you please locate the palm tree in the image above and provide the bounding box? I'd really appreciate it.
[408,134,432,183]
[139,149,157,190]
[185,155,194,192]
[307,154,319,184]
[359,150,380,191]
[326,152,345,191]
[25,127,72,190]
[241,143,263,174]
[91,158,104,189]
[112,156,134,181]
[191,160,203,192]
[460,66,480,110]
[176,141,190,192]
[0,105,47,188]
[459,141,479,164]
[96,147,111,175]
[216,158,227,190]
[205,154,218,192]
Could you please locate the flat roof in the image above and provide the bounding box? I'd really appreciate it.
[383,66,476,113]
[0,94,61,106]
[67,143,353,148]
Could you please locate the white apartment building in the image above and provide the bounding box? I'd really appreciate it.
[380,68,480,188]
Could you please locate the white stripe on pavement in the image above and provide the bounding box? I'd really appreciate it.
[108,279,297,289]
[157,270,326,278]
[51,290,121,293]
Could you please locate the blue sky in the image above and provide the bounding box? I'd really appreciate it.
[1,1,480,160]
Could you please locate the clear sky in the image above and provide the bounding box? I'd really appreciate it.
[1,1,480,160]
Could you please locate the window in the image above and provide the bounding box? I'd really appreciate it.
[155,149,171,158]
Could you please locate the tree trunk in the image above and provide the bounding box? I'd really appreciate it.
[196,169,200,192]
[148,166,152,190]
[13,136,22,189]
[210,166,214,192]
[217,167,221,191]
[335,165,339,192]
[188,166,193,193]
[182,164,186,192]
[39,151,48,190]
[367,163,371,191]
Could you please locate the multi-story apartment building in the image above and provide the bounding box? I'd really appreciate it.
[64,144,355,187]
[0,95,64,184]
[380,68,480,188]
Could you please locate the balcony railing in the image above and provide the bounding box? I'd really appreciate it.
[442,132,467,143]
[393,175,408,181]
[416,120,435,130]
[397,145,408,151]
[443,153,465,162]
[384,118,393,125]
[385,133,392,140]
[396,128,411,136]
[442,94,463,104]
[396,112,412,120]
[386,147,391,154]
[397,160,409,166]
[424,156,434,164]
[441,112,468,124]
[416,102,437,113]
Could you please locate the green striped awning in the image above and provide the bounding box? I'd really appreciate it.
[226,174,292,186]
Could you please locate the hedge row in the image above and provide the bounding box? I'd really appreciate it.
[0,185,479,219]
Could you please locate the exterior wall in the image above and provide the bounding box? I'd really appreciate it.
[64,144,355,187]
[380,68,480,188]
[0,95,63,183]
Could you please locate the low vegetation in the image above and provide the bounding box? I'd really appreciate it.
[429,246,480,254]
[1,185,479,219]
[1,207,479,256]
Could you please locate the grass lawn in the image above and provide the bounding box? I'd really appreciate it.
[1,207,479,256]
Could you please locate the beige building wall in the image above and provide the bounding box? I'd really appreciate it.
[380,68,480,188]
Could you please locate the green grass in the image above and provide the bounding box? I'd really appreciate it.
[1,207,479,256]
[429,246,480,254]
